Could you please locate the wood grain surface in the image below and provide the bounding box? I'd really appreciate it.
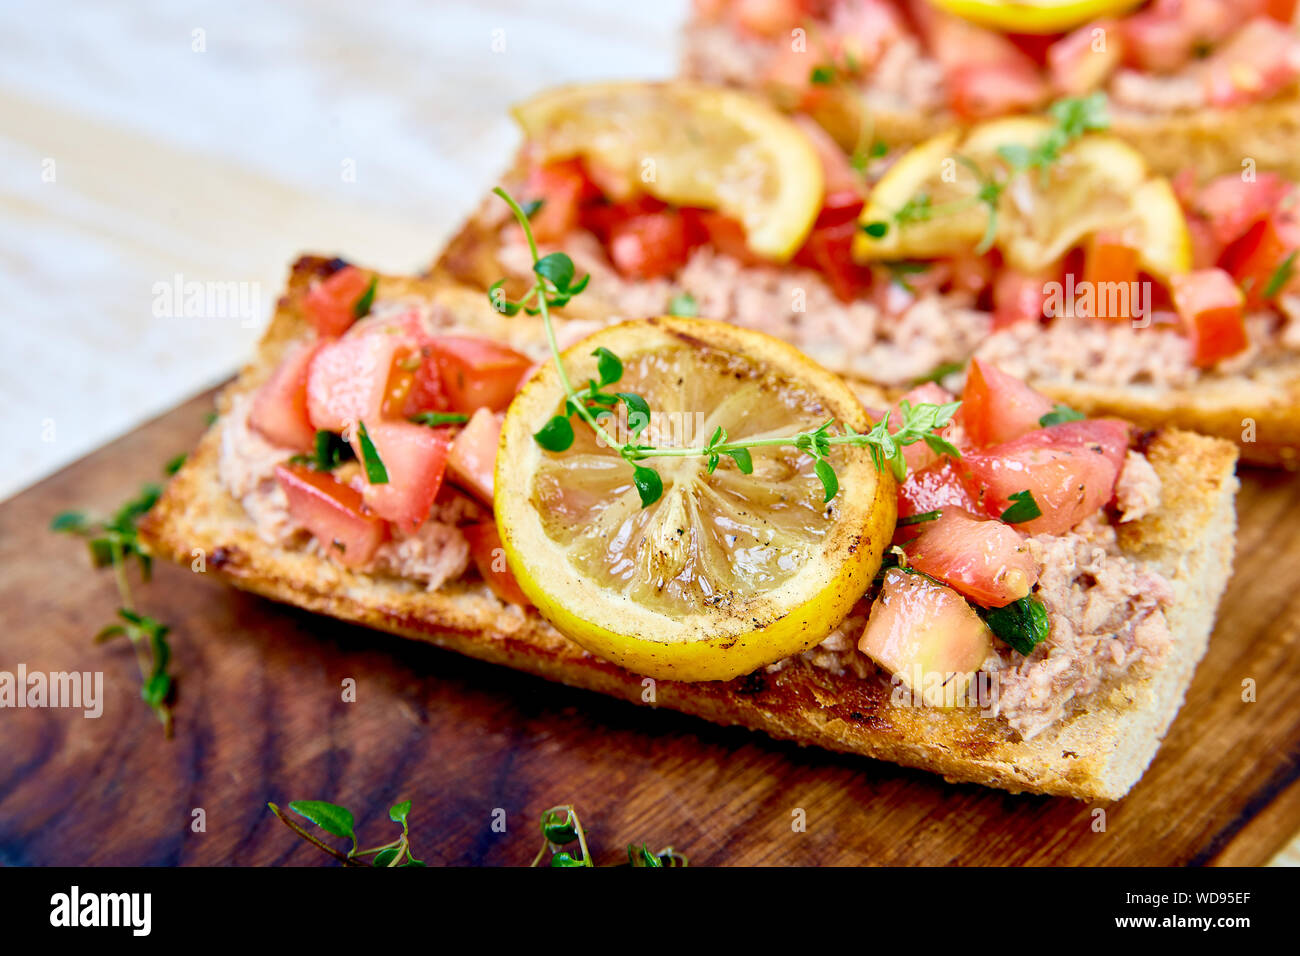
[2,389,1299,866]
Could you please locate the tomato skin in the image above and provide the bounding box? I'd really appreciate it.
[303,266,373,338]
[992,269,1051,330]
[446,408,502,505]
[606,210,694,280]
[351,421,450,533]
[275,464,388,567]
[463,522,532,606]
[249,341,324,451]
[905,508,1038,608]
[897,459,980,521]
[306,331,412,433]
[1170,268,1249,367]
[522,159,600,244]
[964,419,1131,535]
[428,337,533,414]
[958,358,1055,448]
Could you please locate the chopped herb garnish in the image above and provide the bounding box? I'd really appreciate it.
[410,411,469,427]
[353,275,378,319]
[862,220,889,238]
[667,291,698,317]
[896,510,941,527]
[1039,403,1086,427]
[521,198,544,219]
[291,430,355,472]
[356,421,389,484]
[978,595,1050,656]
[911,360,966,387]
[1264,250,1297,300]
[809,65,835,85]
[164,453,187,476]
[1000,489,1043,524]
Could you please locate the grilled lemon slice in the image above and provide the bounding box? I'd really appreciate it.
[512,81,824,261]
[495,317,894,682]
[854,116,1191,279]
[927,0,1145,34]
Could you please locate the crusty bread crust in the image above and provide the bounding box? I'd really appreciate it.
[429,165,1300,468]
[139,256,1240,800]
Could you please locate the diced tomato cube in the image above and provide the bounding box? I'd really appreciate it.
[1047,20,1122,96]
[904,508,1038,608]
[306,330,412,433]
[446,408,502,505]
[957,358,1055,448]
[303,265,374,338]
[428,337,533,414]
[685,208,765,266]
[1266,0,1298,21]
[1194,172,1294,248]
[249,340,325,451]
[463,522,532,606]
[1170,268,1249,367]
[606,210,695,280]
[522,159,600,244]
[1121,7,1197,73]
[1220,213,1300,307]
[1081,231,1140,320]
[1202,18,1300,108]
[793,215,874,302]
[947,62,1048,120]
[351,421,450,533]
[275,463,388,567]
[897,458,981,522]
[963,419,1132,535]
[992,269,1051,330]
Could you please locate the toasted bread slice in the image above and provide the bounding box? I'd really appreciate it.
[680,23,1300,182]
[428,162,1300,468]
[140,255,1240,800]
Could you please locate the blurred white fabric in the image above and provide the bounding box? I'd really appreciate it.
[0,0,687,498]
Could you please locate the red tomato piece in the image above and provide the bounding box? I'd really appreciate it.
[1170,268,1249,367]
[306,330,412,433]
[428,337,533,414]
[351,421,450,533]
[793,213,874,302]
[275,463,388,567]
[1047,21,1122,96]
[1081,231,1139,321]
[303,265,373,338]
[904,508,1038,608]
[958,358,1055,448]
[248,340,324,451]
[1219,212,1300,307]
[522,159,601,244]
[963,419,1131,535]
[992,268,1051,330]
[947,62,1048,120]
[463,522,532,606]
[1194,172,1294,248]
[1202,18,1300,108]
[446,408,502,505]
[685,208,766,266]
[897,458,980,521]
[605,209,695,280]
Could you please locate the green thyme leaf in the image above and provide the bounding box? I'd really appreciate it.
[534,415,575,452]
[353,275,378,319]
[1038,403,1086,427]
[724,447,753,474]
[356,421,389,485]
[50,511,89,533]
[809,65,835,85]
[617,393,651,436]
[409,411,469,427]
[632,465,663,508]
[593,346,623,386]
[861,221,888,238]
[522,198,544,219]
[164,453,187,476]
[667,291,698,317]
[813,458,839,503]
[628,843,663,867]
[288,801,357,843]
[534,252,576,291]
[1000,489,1042,524]
[978,595,1050,655]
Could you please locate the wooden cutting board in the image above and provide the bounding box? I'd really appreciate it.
[2,389,1298,867]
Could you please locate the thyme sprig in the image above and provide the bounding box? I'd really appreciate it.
[488,188,961,507]
[270,799,687,867]
[863,94,1111,254]
[51,476,176,735]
